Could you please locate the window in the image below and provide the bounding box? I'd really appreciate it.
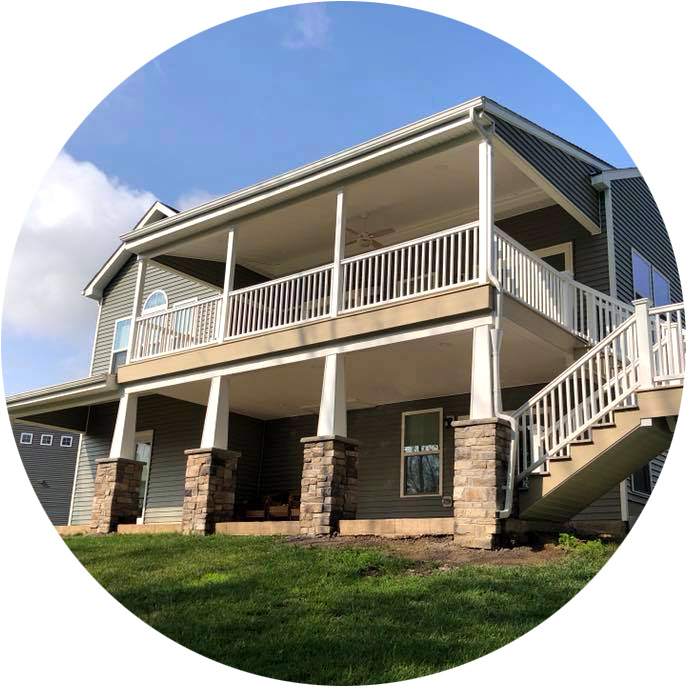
[19,432,33,445]
[401,409,442,497]
[40,434,53,446]
[534,242,574,274]
[632,250,671,306]
[110,317,131,372]
[631,463,652,495]
[60,435,73,448]
[142,290,168,313]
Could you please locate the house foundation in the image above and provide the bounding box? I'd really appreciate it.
[181,447,240,535]
[299,435,359,536]
[452,418,512,549]
[90,457,145,534]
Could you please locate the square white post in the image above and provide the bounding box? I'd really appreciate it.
[217,227,237,342]
[470,324,494,419]
[110,392,139,460]
[560,271,575,331]
[125,257,148,363]
[586,292,597,342]
[200,376,231,450]
[317,353,347,437]
[477,137,494,284]
[633,298,654,388]
[330,189,347,317]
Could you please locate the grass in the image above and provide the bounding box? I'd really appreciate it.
[65,534,614,684]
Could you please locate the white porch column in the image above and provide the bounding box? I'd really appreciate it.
[125,257,148,363]
[217,227,237,342]
[470,324,494,419]
[200,375,231,449]
[317,353,347,437]
[330,188,347,317]
[477,136,494,284]
[634,298,654,388]
[109,392,139,460]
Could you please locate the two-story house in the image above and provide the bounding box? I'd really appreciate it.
[7,97,684,547]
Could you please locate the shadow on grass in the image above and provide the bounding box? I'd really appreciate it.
[66,535,611,685]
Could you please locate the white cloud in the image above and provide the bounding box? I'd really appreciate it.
[3,152,156,343]
[175,188,217,211]
[282,3,331,49]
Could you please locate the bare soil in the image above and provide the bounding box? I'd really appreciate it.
[289,534,566,570]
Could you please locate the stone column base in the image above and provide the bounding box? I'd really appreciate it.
[181,447,240,536]
[452,418,512,549]
[90,457,145,534]
[299,435,359,537]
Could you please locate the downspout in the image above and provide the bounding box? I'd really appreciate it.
[471,108,518,520]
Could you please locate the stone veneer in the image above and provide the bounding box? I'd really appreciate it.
[90,457,144,534]
[181,447,240,536]
[452,418,512,549]
[299,436,359,536]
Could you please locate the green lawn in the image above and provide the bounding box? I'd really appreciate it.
[65,534,614,684]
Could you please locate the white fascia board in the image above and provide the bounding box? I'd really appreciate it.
[123,312,494,396]
[591,167,641,190]
[6,374,119,414]
[483,99,614,171]
[82,244,133,299]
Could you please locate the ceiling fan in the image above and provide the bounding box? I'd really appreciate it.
[345,225,396,250]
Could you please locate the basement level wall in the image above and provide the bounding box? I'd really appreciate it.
[13,423,79,526]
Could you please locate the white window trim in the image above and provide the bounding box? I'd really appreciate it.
[19,432,33,445]
[534,241,574,274]
[60,435,74,448]
[137,430,155,524]
[400,408,443,498]
[142,289,168,314]
[631,248,672,306]
[40,434,54,446]
[630,463,653,497]
[110,316,132,373]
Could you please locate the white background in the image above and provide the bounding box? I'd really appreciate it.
[1,1,687,689]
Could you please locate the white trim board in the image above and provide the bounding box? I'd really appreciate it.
[124,313,495,396]
[591,167,641,189]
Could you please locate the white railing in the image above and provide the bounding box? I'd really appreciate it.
[650,303,686,384]
[340,223,480,312]
[226,263,332,338]
[511,301,685,482]
[493,227,633,343]
[132,295,223,360]
[514,313,640,480]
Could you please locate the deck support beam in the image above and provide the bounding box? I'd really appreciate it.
[200,375,230,450]
[330,188,347,317]
[470,324,494,420]
[218,227,237,342]
[125,257,147,363]
[317,353,347,438]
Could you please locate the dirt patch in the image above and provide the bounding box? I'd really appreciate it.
[289,534,566,571]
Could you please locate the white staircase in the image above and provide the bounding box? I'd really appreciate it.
[509,300,685,523]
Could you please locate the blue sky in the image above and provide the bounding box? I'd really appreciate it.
[2,2,633,395]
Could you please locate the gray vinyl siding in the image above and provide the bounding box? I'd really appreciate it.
[90,257,219,375]
[69,395,264,525]
[497,205,610,294]
[571,486,622,523]
[13,423,79,525]
[493,116,604,228]
[608,175,677,507]
[70,403,118,525]
[626,451,667,522]
[609,176,682,305]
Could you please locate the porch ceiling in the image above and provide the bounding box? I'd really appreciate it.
[163,142,552,278]
[156,317,574,420]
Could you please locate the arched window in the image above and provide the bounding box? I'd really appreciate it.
[142,290,168,313]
